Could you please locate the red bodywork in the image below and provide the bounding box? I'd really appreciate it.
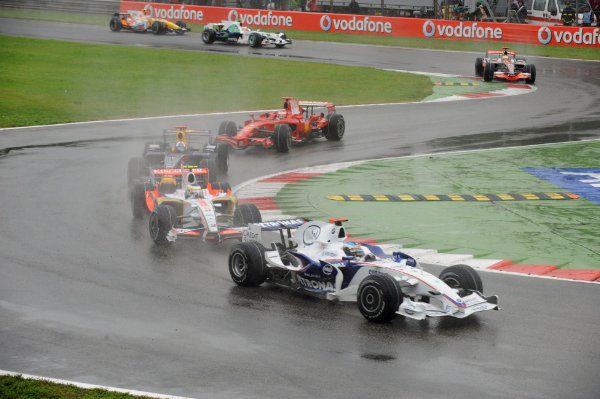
[216,97,336,150]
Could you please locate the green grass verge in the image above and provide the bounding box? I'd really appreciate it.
[0,35,431,127]
[275,140,600,269]
[0,375,153,399]
[1,8,598,60]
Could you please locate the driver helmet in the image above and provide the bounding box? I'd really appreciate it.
[343,244,365,259]
[143,4,152,16]
[175,141,187,153]
[185,185,203,199]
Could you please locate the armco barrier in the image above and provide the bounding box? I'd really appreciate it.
[120,1,600,47]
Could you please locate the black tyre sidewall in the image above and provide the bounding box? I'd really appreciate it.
[439,264,483,293]
[149,204,177,245]
[228,241,267,286]
[326,114,345,141]
[274,124,291,152]
[357,274,402,323]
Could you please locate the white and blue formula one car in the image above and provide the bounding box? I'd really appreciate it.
[228,218,499,323]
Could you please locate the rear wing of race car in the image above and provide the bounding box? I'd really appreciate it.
[242,218,306,247]
[163,126,215,147]
[152,167,208,177]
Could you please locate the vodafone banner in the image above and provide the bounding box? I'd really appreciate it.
[120,1,600,47]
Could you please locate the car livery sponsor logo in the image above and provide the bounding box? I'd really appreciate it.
[422,20,502,40]
[319,15,392,34]
[524,167,600,205]
[253,218,304,230]
[228,9,292,27]
[146,4,204,21]
[537,27,600,45]
[322,264,334,275]
[303,225,321,245]
[297,275,334,291]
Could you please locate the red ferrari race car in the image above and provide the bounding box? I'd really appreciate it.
[475,48,536,84]
[215,97,345,153]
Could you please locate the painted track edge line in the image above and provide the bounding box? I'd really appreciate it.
[0,370,195,399]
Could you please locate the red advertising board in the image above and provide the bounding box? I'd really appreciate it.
[120,1,600,47]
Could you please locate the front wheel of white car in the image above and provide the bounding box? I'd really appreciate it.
[439,264,483,294]
[248,33,263,48]
[149,204,177,246]
[229,241,267,286]
[357,274,402,323]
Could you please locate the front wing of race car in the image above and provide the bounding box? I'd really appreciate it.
[398,291,499,320]
[262,34,292,47]
[494,71,531,81]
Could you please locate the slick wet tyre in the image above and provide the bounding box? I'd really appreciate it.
[274,124,292,153]
[233,203,262,226]
[149,204,177,245]
[216,143,229,175]
[229,241,267,286]
[525,64,536,84]
[202,29,216,44]
[218,120,238,137]
[475,57,483,76]
[109,17,122,32]
[211,181,231,193]
[249,33,263,48]
[131,182,146,219]
[357,274,403,323]
[325,114,345,141]
[483,63,494,82]
[439,264,483,294]
[127,157,145,187]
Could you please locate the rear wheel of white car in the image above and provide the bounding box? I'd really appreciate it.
[326,113,345,141]
[149,204,177,246]
[218,120,237,137]
[233,203,262,226]
[152,21,165,35]
[439,264,483,295]
[131,182,147,219]
[357,274,402,323]
[229,241,267,286]
[275,44,286,48]
[109,17,122,32]
[274,124,292,153]
[202,28,216,44]
[249,33,263,48]
[483,63,494,82]
[525,64,536,84]
[475,57,483,76]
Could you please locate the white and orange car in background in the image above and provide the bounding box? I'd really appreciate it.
[109,5,188,35]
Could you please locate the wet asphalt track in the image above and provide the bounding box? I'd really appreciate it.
[1,18,600,399]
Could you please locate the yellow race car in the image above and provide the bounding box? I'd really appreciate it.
[109,6,188,35]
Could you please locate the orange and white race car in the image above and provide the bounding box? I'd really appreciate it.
[109,6,188,35]
[475,48,536,84]
[131,166,261,245]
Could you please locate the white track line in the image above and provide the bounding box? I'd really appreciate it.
[0,370,195,399]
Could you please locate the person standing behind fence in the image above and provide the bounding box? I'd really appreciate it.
[349,0,361,14]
